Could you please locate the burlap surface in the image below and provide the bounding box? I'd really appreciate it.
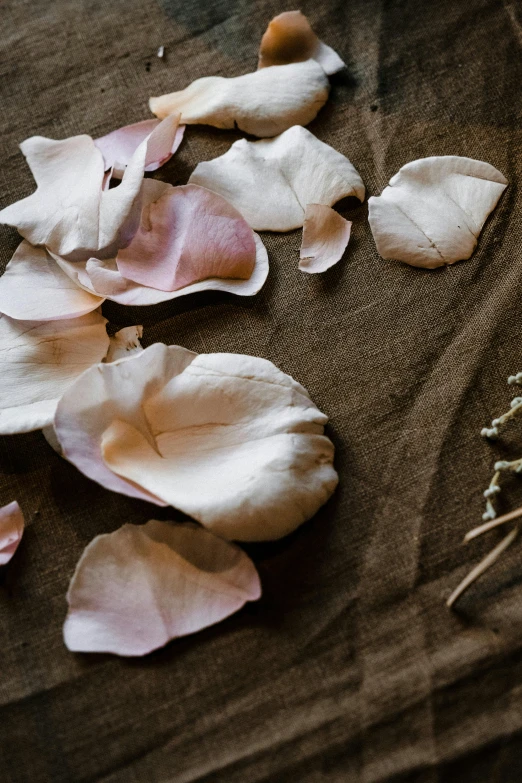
[1,0,522,780]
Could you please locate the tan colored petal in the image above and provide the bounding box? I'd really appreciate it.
[258,11,345,75]
[299,204,351,273]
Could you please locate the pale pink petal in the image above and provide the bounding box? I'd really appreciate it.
[95,117,185,178]
[258,11,345,75]
[0,501,25,566]
[54,343,197,503]
[116,184,256,292]
[299,204,351,273]
[0,311,110,435]
[63,520,261,656]
[0,241,104,321]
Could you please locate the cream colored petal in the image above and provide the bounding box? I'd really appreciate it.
[150,60,329,138]
[0,311,110,434]
[104,326,144,363]
[258,10,345,75]
[299,204,351,273]
[55,343,197,502]
[368,156,508,268]
[0,501,25,566]
[63,520,261,656]
[93,348,338,541]
[0,241,104,321]
[189,125,365,230]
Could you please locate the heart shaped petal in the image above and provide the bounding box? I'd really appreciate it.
[63,520,261,656]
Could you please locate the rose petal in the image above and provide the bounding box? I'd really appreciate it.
[104,326,144,363]
[0,241,104,321]
[0,116,179,259]
[95,118,185,178]
[0,501,24,566]
[368,156,508,269]
[63,520,261,656]
[115,183,256,292]
[258,11,345,75]
[189,125,365,230]
[0,311,110,434]
[52,232,268,306]
[299,204,351,273]
[56,344,338,541]
[150,59,329,138]
[55,343,197,503]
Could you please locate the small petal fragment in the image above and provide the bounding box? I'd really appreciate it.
[116,184,256,292]
[63,520,261,656]
[368,156,508,269]
[0,501,24,566]
[105,326,144,363]
[56,344,339,541]
[0,116,179,259]
[258,11,345,75]
[150,60,329,138]
[0,311,110,434]
[95,117,185,178]
[189,125,365,230]
[299,204,351,273]
[0,241,104,321]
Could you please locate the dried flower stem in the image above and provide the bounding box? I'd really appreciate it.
[465,504,522,542]
[446,527,518,609]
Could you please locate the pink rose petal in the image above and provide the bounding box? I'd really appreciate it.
[63,520,261,656]
[0,501,25,566]
[115,184,257,292]
[95,118,185,178]
[299,204,351,273]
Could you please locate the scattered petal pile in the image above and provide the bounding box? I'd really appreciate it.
[55,344,338,541]
[64,520,261,655]
[190,125,365,231]
[368,156,508,268]
[0,501,25,566]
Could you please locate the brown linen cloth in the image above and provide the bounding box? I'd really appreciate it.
[1,0,522,780]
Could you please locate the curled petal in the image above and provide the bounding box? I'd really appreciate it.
[0,501,24,566]
[95,117,185,179]
[368,156,508,268]
[0,116,179,259]
[150,60,329,138]
[63,520,261,656]
[0,241,104,321]
[0,311,110,434]
[56,345,338,541]
[299,204,351,273]
[105,326,144,363]
[258,11,345,75]
[116,184,256,292]
[190,125,365,231]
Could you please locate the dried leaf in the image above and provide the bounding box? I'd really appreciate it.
[299,204,351,273]
[63,520,261,656]
[150,60,329,138]
[189,125,365,230]
[368,156,508,268]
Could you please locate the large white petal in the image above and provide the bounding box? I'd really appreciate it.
[56,344,338,541]
[0,311,110,434]
[368,156,508,269]
[0,116,179,259]
[150,60,329,138]
[258,11,345,75]
[63,520,261,656]
[0,241,104,321]
[189,125,365,230]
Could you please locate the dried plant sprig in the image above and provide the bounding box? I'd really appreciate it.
[465,504,522,542]
[446,526,518,609]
